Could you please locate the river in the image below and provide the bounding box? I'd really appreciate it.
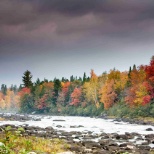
[0,113,154,152]
[0,114,154,135]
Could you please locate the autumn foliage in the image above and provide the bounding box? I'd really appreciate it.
[0,56,154,114]
[100,80,117,109]
[70,88,81,106]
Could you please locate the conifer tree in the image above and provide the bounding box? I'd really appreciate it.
[35,78,41,86]
[22,70,33,88]
[133,64,137,70]
[53,79,61,105]
[83,72,87,83]
[1,84,7,95]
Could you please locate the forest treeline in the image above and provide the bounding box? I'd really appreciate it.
[0,56,154,118]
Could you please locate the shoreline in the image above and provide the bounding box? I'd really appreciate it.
[1,112,154,126]
[0,113,154,153]
[0,123,154,154]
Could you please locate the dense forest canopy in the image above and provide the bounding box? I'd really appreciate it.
[0,56,154,117]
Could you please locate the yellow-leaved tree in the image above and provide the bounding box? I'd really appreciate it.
[0,92,5,109]
[83,70,99,107]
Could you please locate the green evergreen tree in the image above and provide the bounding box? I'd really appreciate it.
[10,84,13,91]
[61,77,69,82]
[35,78,41,86]
[70,75,74,82]
[133,64,137,70]
[87,77,90,82]
[18,84,23,91]
[83,72,87,83]
[10,84,17,93]
[1,84,7,95]
[78,77,82,81]
[20,94,34,113]
[22,70,33,88]
[126,66,132,87]
[128,66,132,78]
[53,79,61,105]
[13,85,17,93]
[44,78,48,83]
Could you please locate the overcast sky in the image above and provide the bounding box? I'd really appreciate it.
[0,0,154,86]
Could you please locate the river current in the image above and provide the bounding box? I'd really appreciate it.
[0,114,154,135]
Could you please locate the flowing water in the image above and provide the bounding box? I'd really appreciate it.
[0,114,154,135]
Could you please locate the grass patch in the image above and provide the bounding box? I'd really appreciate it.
[0,126,69,154]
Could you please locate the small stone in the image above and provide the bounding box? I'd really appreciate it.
[146,128,153,131]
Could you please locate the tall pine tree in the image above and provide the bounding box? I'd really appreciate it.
[22,70,33,88]
[53,79,61,105]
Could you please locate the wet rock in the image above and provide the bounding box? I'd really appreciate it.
[119,143,127,147]
[82,136,93,140]
[135,150,149,154]
[99,139,110,146]
[116,134,128,140]
[33,118,41,121]
[151,140,154,144]
[56,125,63,128]
[93,149,110,154]
[101,134,109,139]
[69,144,83,152]
[137,145,151,151]
[146,128,153,131]
[78,125,84,127]
[141,141,149,145]
[70,126,76,128]
[125,132,134,139]
[126,144,135,150]
[130,132,140,136]
[53,119,65,121]
[45,126,54,131]
[108,145,120,153]
[145,134,154,139]
[136,137,143,140]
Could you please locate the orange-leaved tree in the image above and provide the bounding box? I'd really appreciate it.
[100,80,117,109]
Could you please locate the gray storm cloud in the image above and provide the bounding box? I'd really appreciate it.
[0,0,154,43]
[0,0,154,86]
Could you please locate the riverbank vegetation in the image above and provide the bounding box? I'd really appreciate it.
[0,126,69,154]
[0,56,154,118]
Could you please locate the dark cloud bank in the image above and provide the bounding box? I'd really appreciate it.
[0,0,154,86]
[1,0,154,43]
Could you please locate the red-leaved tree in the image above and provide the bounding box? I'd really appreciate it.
[70,88,81,106]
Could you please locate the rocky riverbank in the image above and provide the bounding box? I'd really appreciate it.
[0,123,153,154]
[0,113,154,153]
